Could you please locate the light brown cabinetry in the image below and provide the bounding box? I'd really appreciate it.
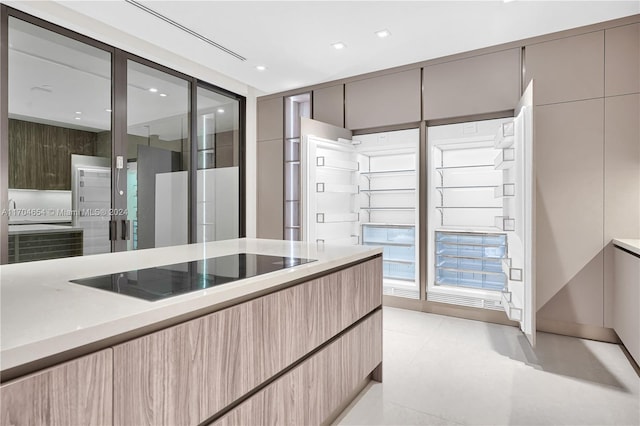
[313,84,345,128]
[423,49,521,120]
[605,23,640,96]
[257,138,284,239]
[525,31,604,105]
[604,94,640,327]
[0,349,112,426]
[345,69,421,130]
[535,99,604,326]
[213,310,383,426]
[612,247,640,365]
[257,97,285,239]
[113,257,382,426]
[257,97,284,141]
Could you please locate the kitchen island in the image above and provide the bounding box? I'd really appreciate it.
[1,238,383,425]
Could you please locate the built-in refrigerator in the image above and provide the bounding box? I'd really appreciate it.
[301,128,420,299]
[427,83,535,345]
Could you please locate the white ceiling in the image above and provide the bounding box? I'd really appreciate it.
[7,16,239,139]
[35,0,640,95]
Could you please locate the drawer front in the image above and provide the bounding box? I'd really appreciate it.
[0,349,113,426]
[213,310,383,426]
[113,257,382,426]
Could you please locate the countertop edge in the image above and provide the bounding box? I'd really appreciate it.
[612,239,640,257]
[1,240,383,378]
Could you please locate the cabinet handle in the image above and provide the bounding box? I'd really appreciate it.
[109,220,117,241]
[121,220,130,241]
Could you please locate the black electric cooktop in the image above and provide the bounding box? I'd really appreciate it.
[70,253,316,301]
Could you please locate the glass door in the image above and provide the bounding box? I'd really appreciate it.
[6,16,113,263]
[196,85,241,242]
[125,60,190,250]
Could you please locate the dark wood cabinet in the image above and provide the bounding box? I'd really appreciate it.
[8,119,98,190]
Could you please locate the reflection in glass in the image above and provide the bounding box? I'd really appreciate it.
[126,60,190,250]
[7,17,112,263]
[196,86,240,242]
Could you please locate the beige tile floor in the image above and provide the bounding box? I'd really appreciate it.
[336,307,640,426]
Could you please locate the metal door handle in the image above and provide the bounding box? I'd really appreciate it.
[109,220,117,241]
[121,220,130,240]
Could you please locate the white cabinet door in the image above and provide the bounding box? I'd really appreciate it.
[500,81,536,346]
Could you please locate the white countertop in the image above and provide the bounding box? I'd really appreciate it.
[8,224,80,234]
[613,239,640,256]
[0,238,382,373]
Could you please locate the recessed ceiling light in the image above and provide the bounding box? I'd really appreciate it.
[217,108,225,113]
[159,93,167,97]
[375,29,391,38]
[332,42,346,50]
[105,109,112,112]
[74,117,81,120]
[256,65,266,71]
[149,88,158,93]
[75,111,82,114]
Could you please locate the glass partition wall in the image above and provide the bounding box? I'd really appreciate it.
[126,60,190,250]
[0,7,245,264]
[196,86,241,242]
[6,16,112,262]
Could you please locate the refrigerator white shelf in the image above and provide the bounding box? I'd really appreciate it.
[436,266,505,277]
[494,148,515,170]
[316,156,359,172]
[501,291,523,321]
[363,241,414,247]
[435,206,502,209]
[384,258,416,265]
[494,216,516,231]
[360,188,415,193]
[494,183,516,198]
[316,212,359,223]
[494,122,515,149]
[360,169,415,177]
[437,253,505,261]
[361,222,415,227]
[435,164,494,171]
[436,185,498,190]
[361,207,415,211]
[315,183,358,194]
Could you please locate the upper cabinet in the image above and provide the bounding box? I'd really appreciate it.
[313,85,344,128]
[423,49,521,120]
[605,23,640,97]
[524,31,604,105]
[345,69,421,130]
[257,97,284,141]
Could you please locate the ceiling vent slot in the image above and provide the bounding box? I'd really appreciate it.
[125,0,246,61]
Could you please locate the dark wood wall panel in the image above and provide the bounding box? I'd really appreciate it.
[9,119,97,190]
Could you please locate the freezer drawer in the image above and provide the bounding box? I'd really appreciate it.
[434,231,507,291]
[362,224,416,282]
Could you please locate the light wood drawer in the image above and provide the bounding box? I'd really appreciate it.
[113,257,382,426]
[212,310,383,426]
[0,349,112,426]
